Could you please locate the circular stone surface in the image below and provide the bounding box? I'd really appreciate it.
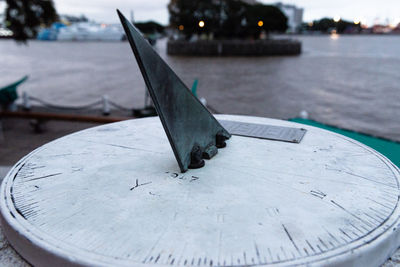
[1,115,400,267]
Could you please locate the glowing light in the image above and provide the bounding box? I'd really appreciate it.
[0,28,13,37]
[330,34,339,40]
[258,20,264,27]
[390,18,400,28]
[178,25,184,31]
[354,19,360,25]
[333,16,341,22]
[360,18,368,27]
[330,30,339,40]
[198,21,205,28]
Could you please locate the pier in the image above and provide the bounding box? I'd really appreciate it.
[167,39,302,56]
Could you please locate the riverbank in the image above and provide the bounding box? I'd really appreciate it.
[1,35,400,143]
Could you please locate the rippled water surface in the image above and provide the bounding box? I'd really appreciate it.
[1,36,399,141]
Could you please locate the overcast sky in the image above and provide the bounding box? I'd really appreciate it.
[1,0,400,26]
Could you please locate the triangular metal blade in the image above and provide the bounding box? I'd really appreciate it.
[117,10,230,172]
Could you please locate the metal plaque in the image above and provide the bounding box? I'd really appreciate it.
[219,120,307,143]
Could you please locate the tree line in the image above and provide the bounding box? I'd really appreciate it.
[302,18,362,34]
[3,0,57,41]
[2,0,288,41]
[168,0,288,39]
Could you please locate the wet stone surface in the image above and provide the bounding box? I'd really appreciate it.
[0,227,31,267]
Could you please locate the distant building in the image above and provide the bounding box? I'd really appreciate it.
[275,2,303,33]
[59,14,89,25]
[392,24,400,34]
[0,13,13,38]
[237,1,304,33]
[372,25,392,34]
[0,13,4,27]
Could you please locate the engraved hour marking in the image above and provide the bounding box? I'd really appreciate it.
[305,240,316,254]
[267,248,273,262]
[365,197,394,210]
[324,228,341,245]
[265,207,280,217]
[318,237,329,250]
[24,173,62,182]
[349,222,364,235]
[363,212,382,223]
[339,228,353,240]
[369,207,388,219]
[282,224,301,257]
[254,243,261,264]
[310,190,327,199]
[130,179,152,190]
[330,200,374,228]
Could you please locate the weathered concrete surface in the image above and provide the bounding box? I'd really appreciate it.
[1,116,400,266]
[1,115,400,266]
[0,116,98,166]
[0,227,30,267]
[0,172,30,266]
[384,250,400,266]
[0,116,97,266]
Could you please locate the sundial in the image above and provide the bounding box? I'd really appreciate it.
[1,11,400,267]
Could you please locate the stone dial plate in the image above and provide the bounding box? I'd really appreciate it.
[1,115,400,267]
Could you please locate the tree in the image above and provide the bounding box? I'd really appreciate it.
[135,21,165,35]
[168,0,288,40]
[244,4,288,38]
[305,18,361,34]
[218,0,249,39]
[169,0,220,39]
[336,20,361,34]
[4,0,58,41]
[312,18,335,33]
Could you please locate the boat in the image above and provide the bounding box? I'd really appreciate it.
[37,23,66,41]
[57,23,125,41]
[0,27,13,39]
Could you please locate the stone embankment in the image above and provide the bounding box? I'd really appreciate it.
[167,39,301,56]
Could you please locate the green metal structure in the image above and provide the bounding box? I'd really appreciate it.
[290,118,400,168]
[118,10,230,172]
[0,76,28,106]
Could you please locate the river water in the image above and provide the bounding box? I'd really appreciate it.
[1,35,399,141]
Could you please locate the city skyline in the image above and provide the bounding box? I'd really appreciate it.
[1,0,400,26]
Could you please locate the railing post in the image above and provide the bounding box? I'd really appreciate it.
[102,95,110,116]
[22,92,31,111]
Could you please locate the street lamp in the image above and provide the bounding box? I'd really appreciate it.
[199,20,205,28]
